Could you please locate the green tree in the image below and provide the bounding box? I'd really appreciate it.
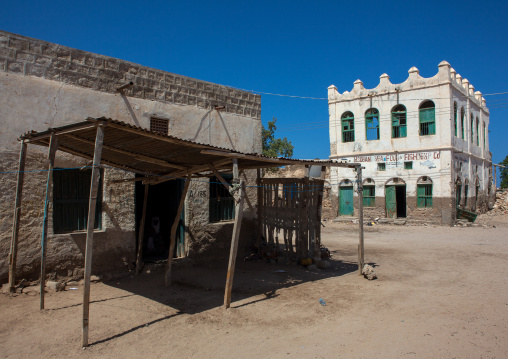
[500,155,508,188]
[262,117,294,158]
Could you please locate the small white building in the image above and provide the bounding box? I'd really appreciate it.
[328,61,493,225]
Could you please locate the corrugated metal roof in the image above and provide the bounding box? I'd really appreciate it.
[20,117,359,182]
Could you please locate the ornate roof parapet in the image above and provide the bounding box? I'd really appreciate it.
[379,73,391,87]
[455,73,462,86]
[327,84,339,100]
[353,79,364,93]
[468,84,475,96]
[462,78,470,92]
[450,68,456,81]
[474,91,483,102]
[438,60,451,81]
[408,66,420,81]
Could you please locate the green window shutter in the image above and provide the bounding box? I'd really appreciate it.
[363,185,375,207]
[476,119,479,146]
[209,175,235,223]
[454,103,458,137]
[470,116,474,143]
[419,107,435,136]
[365,109,380,141]
[483,122,486,148]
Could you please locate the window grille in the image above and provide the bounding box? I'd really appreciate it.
[391,105,407,138]
[417,184,433,208]
[377,163,386,171]
[404,161,413,170]
[419,100,436,136]
[365,108,380,141]
[341,112,355,143]
[363,185,375,207]
[150,118,169,135]
[53,168,102,233]
[209,174,235,222]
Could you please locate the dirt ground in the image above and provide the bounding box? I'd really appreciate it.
[1,216,508,358]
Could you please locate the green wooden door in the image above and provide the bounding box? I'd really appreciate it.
[385,186,397,218]
[339,186,354,216]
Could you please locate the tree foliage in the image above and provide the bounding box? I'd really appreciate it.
[262,117,294,158]
[500,155,508,188]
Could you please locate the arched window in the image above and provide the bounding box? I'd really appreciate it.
[470,113,474,143]
[419,100,435,136]
[391,105,407,138]
[460,107,465,139]
[341,111,355,143]
[476,117,479,146]
[417,177,433,208]
[363,178,375,207]
[453,102,458,137]
[365,108,380,141]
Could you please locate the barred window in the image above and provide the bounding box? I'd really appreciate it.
[392,105,407,138]
[150,118,169,135]
[341,111,355,143]
[363,185,375,207]
[209,175,235,222]
[365,108,380,141]
[53,168,102,233]
[417,184,433,208]
[419,100,436,136]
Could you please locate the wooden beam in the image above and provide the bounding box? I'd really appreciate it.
[357,167,365,275]
[65,134,187,170]
[82,124,105,347]
[135,184,149,274]
[21,122,98,142]
[8,142,27,293]
[209,163,232,192]
[148,158,232,185]
[40,133,58,310]
[165,175,191,286]
[256,169,262,250]
[224,180,245,309]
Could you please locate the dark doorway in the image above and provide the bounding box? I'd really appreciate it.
[135,177,185,263]
[395,185,406,218]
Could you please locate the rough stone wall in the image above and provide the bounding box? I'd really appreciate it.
[0,30,261,120]
[0,30,262,282]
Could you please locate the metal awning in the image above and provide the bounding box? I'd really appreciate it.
[19,117,360,183]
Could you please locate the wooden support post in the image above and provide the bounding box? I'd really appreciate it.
[82,124,105,347]
[256,169,262,250]
[135,184,149,274]
[8,142,27,293]
[224,180,245,309]
[40,133,58,310]
[165,175,191,287]
[357,167,365,275]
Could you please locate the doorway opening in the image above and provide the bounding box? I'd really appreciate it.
[135,177,185,263]
[385,184,406,218]
[339,185,354,216]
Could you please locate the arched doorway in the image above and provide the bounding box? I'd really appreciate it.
[339,179,354,216]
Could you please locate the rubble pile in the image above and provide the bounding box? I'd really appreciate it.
[487,189,508,215]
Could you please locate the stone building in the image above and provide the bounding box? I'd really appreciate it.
[327,61,493,225]
[0,30,262,281]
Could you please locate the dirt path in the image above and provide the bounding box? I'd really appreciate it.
[1,218,507,358]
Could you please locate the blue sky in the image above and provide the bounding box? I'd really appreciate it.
[2,1,507,172]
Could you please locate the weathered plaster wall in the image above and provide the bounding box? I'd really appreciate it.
[327,61,492,225]
[0,31,262,281]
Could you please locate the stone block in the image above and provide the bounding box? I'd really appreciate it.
[77,75,100,90]
[93,57,105,68]
[26,63,45,78]
[68,62,90,75]
[105,59,119,70]
[35,55,52,67]
[40,44,58,57]
[119,62,139,75]
[56,47,71,60]
[70,49,86,64]
[188,96,197,106]
[155,89,165,100]
[7,61,23,74]
[0,47,15,59]
[51,58,68,70]
[8,37,28,51]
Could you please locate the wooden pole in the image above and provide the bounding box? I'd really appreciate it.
[256,169,262,251]
[82,123,105,347]
[8,142,27,293]
[165,175,191,286]
[135,184,149,274]
[224,180,245,309]
[40,133,58,310]
[357,166,365,275]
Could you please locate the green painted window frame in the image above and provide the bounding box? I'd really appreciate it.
[417,184,433,208]
[461,108,465,139]
[363,185,375,207]
[341,111,355,143]
[391,105,407,138]
[476,117,479,146]
[464,185,469,207]
[419,100,436,136]
[404,161,413,170]
[365,108,380,141]
[53,168,102,234]
[377,163,386,171]
[470,114,474,143]
[453,102,458,137]
[209,174,235,223]
[483,122,486,148]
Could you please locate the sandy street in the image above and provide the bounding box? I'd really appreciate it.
[1,216,507,359]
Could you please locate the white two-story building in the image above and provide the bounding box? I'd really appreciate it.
[328,61,493,225]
